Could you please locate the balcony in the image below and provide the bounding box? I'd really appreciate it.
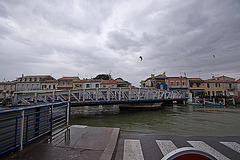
[168,85,189,88]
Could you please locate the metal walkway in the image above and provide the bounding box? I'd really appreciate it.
[12,88,188,106]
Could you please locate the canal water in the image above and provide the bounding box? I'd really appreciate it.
[70,104,240,136]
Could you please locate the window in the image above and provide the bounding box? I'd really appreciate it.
[215,83,217,87]
[112,85,115,88]
[177,82,180,86]
[219,83,220,87]
[4,85,6,90]
[190,83,193,87]
[207,83,210,88]
[182,81,185,86]
[35,78,37,81]
[53,85,55,89]
[49,85,51,89]
[170,81,174,86]
[29,78,32,82]
[212,91,215,96]
[229,84,232,89]
[103,85,106,88]
[196,83,200,87]
[95,84,99,88]
[86,84,90,88]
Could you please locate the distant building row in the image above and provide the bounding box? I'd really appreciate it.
[140,73,240,97]
[0,75,131,98]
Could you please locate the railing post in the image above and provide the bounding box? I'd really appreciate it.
[107,88,110,101]
[50,105,53,135]
[66,102,70,126]
[52,91,55,103]
[119,88,121,101]
[34,93,37,104]
[68,90,71,102]
[138,88,140,100]
[20,109,25,150]
[83,89,85,101]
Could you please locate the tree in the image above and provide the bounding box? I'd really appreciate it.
[94,74,112,80]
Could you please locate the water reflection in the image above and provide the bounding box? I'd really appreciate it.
[70,104,240,136]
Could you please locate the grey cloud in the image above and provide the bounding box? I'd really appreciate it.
[106,29,142,52]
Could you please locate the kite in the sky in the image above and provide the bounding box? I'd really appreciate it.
[139,56,143,61]
[213,55,216,58]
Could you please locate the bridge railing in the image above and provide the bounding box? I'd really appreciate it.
[0,102,70,157]
[12,88,188,106]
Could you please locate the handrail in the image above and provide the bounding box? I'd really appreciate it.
[0,102,71,157]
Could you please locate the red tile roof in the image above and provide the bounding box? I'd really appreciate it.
[102,80,117,84]
[58,77,80,81]
[236,78,240,83]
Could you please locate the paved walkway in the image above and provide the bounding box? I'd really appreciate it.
[4,126,240,159]
[115,133,240,160]
[5,125,120,160]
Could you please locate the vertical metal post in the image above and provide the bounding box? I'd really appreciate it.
[25,115,29,142]
[68,90,71,102]
[52,91,55,103]
[138,88,140,100]
[119,88,121,101]
[213,98,215,106]
[34,93,37,104]
[96,88,99,101]
[14,118,18,147]
[83,89,85,101]
[20,110,24,150]
[107,88,110,101]
[50,105,53,135]
[66,103,70,126]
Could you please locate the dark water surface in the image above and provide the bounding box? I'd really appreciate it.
[70,104,240,136]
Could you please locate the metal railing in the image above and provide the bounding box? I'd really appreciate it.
[0,102,70,157]
[13,88,188,106]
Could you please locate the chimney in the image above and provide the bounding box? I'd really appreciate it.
[151,74,154,77]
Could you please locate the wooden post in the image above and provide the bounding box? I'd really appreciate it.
[213,98,215,106]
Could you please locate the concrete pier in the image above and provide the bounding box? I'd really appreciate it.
[4,125,120,160]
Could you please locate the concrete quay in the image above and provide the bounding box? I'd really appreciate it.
[4,125,120,160]
[3,125,240,160]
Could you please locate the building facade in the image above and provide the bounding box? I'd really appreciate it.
[101,80,117,88]
[57,77,80,90]
[41,80,58,90]
[165,76,189,91]
[16,75,55,91]
[204,76,237,97]
[0,81,16,98]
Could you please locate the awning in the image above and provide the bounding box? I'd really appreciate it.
[228,91,234,96]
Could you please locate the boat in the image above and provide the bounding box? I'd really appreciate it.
[186,102,203,106]
[205,101,224,106]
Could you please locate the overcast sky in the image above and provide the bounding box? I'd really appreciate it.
[0,0,240,86]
